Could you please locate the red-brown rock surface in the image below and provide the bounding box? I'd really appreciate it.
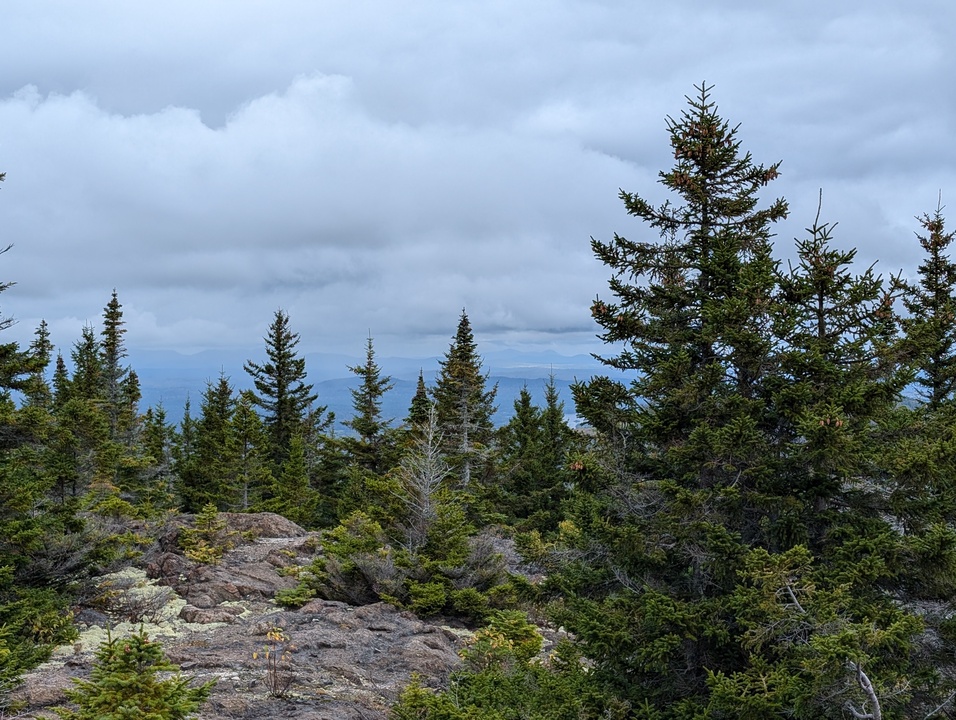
[13,513,465,719]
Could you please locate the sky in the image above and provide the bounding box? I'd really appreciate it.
[1,1,954,363]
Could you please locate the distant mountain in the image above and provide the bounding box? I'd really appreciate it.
[128,348,612,430]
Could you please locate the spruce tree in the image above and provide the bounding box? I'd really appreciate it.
[70,325,103,403]
[52,353,70,410]
[259,433,319,527]
[431,310,497,486]
[177,374,237,512]
[343,335,396,473]
[23,320,54,409]
[557,86,952,719]
[231,390,272,511]
[771,202,910,540]
[244,310,321,467]
[100,290,133,440]
[562,83,790,709]
[406,370,431,428]
[496,377,572,533]
[139,405,177,510]
[901,199,956,409]
[55,629,213,720]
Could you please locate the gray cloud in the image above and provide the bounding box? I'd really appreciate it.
[0,1,954,362]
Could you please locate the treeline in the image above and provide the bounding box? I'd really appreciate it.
[391,85,956,718]
[5,83,956,718]
[0,250,578,696]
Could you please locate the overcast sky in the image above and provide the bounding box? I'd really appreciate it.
[1,1,953,362]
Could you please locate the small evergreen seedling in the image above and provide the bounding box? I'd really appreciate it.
[56,629,214,720]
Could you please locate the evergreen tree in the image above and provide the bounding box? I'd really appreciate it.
[52,353,70,410]
[406,370,431,428]
[431,310,497,485]
[557,86,945,717]
[771,202,910,540]
[244,310,321,467]
[0,240,89,687]
[575,82,786,491]
[172,397,197,507]
[496,378,572,533]
[53,326,116,498]
[70,325,103,403]
[901,198,956,409]
[23,320,54,409]
[259,433,319,527]
[100,290,131,439]
[177,374,237,512]
[139,405,177,511]
[343,335,397,474]
[540,373,573,473]
[55,629,214,720]
[231,390,273,511]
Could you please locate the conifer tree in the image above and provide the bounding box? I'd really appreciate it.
[23,320,54,409]
[540,374,573,472]
[901,199,956,409]
[771,203,909,538]
[259,433,319,527]
[343,335,396,474]
[55,629,213,720]
[52,353,70,410]
[139,405,177,510]
[177,374,237,512]
[70,325,103,403]
[496,378,572,533]
[406,370,431,428]
[561,84,794,709]
[431,310,497,485]
[231,390,272,511]
[576,82,787,490]
[100,290,132,439]
[558,86,952,719]
[172,397,197,503]
[244,310,322,467]
[0,240,91,686]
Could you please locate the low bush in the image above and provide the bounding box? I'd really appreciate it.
[55,629,214,720]
[178,504,237,565]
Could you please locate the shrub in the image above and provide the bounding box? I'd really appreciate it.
[406,581,448,617]
[178,504,237,565]
[274,583,316,609]
[55,629,214,720]
[390,619,623,720]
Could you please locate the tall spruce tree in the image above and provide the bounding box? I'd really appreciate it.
[139,405,177,511]
[259,433,319,527]
[244,310,321,468]
[177,374,237,512]
[343,336,397,474]
[557,86,954,719]
[100,290,132,440]
[901,199,956,409]
[496,376,572,533]
[431,310,497,486]
[23,320,54,409]
[771,202,910,539]
[0,237,89,688]
[70,325,103,403]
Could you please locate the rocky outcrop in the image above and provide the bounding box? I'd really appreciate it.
[143,511,316,610]
[13,513,466,720]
